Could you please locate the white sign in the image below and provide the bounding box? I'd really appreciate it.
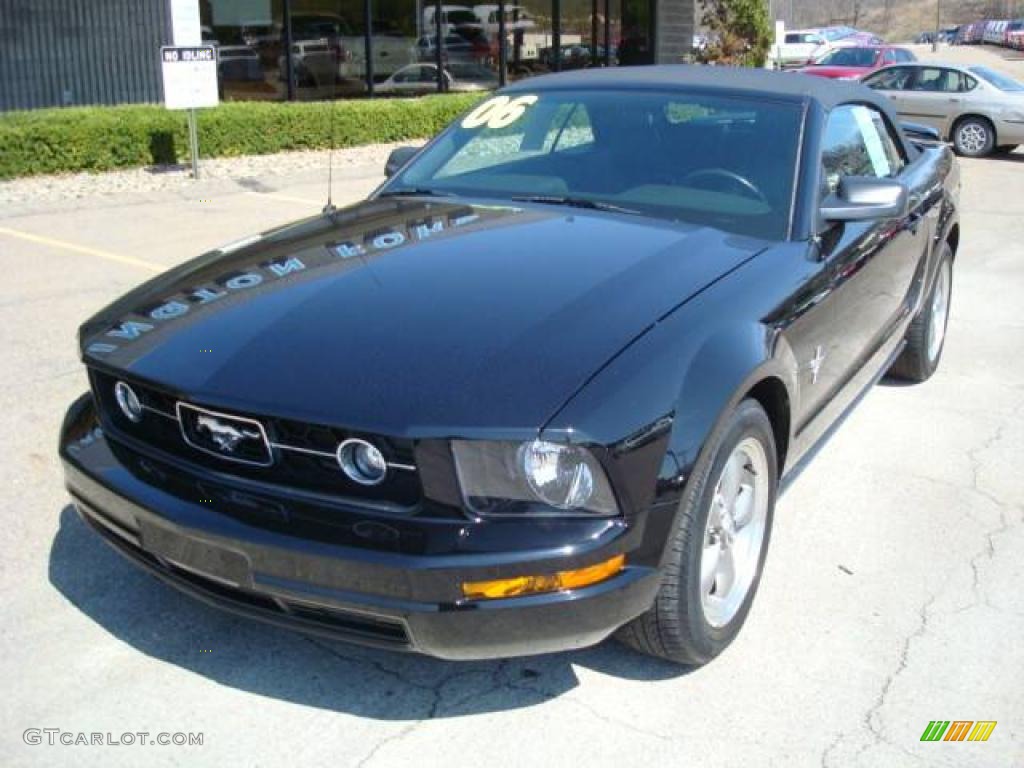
[169,0,202,45]
[161,46,219,110]
[775,20,785,46]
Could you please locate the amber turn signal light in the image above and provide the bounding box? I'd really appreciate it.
[462,554,625,600]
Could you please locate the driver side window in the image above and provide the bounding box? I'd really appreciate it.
[821,105,906,195]
[865,66,913,91]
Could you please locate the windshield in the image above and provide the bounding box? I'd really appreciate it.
[386,89,803,240]
[968,65,1024,91]
[817,47,879,67]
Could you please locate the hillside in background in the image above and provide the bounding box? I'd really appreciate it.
[775,0,1024,41]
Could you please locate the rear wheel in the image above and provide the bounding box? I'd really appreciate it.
[952,116,995,157]
[889,242,953,383]
[617,399,777,666]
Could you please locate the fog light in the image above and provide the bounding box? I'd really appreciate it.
[336,438,387,486]
[114,381,143,423]
[462,554,625,600]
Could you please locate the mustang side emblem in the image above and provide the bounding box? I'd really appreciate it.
[196,414,262,453]
[807,345,826,385]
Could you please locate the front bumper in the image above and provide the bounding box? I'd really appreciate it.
[60,393,662,660]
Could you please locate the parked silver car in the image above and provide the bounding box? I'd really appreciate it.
[376,62,496,96]
[863,62,1024,156]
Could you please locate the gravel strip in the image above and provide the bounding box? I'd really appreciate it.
[0,141,418,207]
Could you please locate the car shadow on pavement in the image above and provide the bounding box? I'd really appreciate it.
[49,505,691,719]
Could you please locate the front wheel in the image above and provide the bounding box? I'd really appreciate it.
[617,399,777,665]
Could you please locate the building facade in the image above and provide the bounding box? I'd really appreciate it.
[0,0,695,110]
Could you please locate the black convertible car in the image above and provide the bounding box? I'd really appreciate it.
[60,66,959,665]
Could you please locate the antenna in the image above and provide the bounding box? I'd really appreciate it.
[323,94,336,215]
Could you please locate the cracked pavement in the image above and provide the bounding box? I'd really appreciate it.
[2,107,1023,768]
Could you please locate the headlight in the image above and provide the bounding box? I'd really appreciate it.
[451,439,618,516]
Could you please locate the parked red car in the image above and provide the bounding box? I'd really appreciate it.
[799,45,916,79]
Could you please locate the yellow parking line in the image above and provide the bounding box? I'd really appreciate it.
[0,225,163,273]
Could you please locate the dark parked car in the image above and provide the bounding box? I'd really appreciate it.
[61,67,960,665]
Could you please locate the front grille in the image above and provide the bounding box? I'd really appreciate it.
[89,369,421,510]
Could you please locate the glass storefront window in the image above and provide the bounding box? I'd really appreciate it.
[202,0,286,101]
[619,0,653,66]
[369,0,418,94]
[200,0,652,101]
[289,1,367,99]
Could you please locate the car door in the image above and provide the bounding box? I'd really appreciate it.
[387,67,414,94]
[814,104,929,396]
[900,67,973,136]
[880,48,901,68]
[863,65,916,114]
[417,65,443,94]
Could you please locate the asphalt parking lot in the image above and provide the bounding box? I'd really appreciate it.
[2,62,1024,768]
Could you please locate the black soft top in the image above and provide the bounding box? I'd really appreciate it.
[504,64,892,113]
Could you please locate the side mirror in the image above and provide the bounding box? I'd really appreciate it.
[821,176,909,222]
[900,121,942,142]
[385,146,420,178]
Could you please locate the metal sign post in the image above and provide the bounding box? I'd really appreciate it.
[187,108,200,179]
[160,45,218,179]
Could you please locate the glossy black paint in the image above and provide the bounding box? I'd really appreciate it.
[78,202,767,438]
[61,69,960,659]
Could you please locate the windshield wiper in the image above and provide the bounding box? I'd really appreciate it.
[511,195,642,216]
[378,187,453,198]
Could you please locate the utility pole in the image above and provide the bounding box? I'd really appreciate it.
[932,0,940,52]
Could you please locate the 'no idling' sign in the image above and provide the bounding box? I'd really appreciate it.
[160,45,218,110]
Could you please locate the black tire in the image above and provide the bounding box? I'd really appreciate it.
[617,399,777,666]
[889,242,954,383]
[952,116,995,157]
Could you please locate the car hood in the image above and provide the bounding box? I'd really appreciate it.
[80,198,765,436]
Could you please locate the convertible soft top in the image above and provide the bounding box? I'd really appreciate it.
[505,63,893,113]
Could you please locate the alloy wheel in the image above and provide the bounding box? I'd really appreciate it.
[958,122,989,155]
[700,437,770,628]
[927,258,952,362]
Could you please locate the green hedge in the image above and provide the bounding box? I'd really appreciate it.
[0,94,485,179]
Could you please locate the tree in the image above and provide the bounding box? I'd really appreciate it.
[698,0,772,67]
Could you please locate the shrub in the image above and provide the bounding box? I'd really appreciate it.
[698,0,772,68]
[0,94,485,179]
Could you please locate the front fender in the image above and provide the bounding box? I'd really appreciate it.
[672,323,798,475]
[542,286,796,515]
[542,241,818,570]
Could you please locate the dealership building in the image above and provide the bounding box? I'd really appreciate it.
[0,0,696,110]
